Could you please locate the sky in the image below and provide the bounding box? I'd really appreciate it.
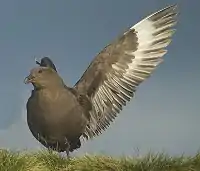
[0,0,199,157]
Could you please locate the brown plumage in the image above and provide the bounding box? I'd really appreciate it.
[25,5,178,155]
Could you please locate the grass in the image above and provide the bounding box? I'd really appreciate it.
[0,149,200,171]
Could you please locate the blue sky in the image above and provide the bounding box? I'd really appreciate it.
[0,0,199,157]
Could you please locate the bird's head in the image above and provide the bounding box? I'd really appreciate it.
[24,66,63,89]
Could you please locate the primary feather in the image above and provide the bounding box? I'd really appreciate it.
[74,4,178,140]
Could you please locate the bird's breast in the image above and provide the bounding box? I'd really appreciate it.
[34,90,85,126]
[37,89,78,117]
[27,88,88,141]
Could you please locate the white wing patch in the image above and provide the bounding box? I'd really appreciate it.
[82,4,178,140]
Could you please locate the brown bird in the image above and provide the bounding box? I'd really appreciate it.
[24,5,178,156]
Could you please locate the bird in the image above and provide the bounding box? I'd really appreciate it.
[24,4,178,156]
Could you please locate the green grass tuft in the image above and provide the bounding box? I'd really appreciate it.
[0,149,200,171]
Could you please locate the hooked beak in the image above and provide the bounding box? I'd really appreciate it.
[24,74,35,84]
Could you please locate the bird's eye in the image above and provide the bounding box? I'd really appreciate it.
[38,69,43,73]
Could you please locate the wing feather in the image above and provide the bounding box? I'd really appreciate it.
[75,4,178,140]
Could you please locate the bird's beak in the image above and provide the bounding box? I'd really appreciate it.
[24,74,35,84]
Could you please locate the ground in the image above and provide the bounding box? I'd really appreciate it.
[0,148,200,171]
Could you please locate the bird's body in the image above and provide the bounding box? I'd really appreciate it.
[27,84,90,153]
[25,5,178,156]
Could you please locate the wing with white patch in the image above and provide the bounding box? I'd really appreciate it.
[74,4,178,140]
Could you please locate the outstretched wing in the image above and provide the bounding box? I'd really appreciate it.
[74,5,178,140]
[36,57,57,72]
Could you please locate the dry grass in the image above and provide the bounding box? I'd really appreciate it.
[0,148,200,171]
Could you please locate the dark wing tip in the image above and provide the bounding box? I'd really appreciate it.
[36,57,57,72]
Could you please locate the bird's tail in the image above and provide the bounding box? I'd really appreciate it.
[69,139,81,152]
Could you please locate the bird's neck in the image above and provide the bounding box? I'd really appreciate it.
[37,87,65,102]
